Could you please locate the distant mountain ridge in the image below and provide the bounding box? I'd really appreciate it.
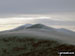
[13,23,75,35]
[10,24,55,31]
[27,24,48,28]
[0,23,75,45]
[26,24,54,30]
[0,24,75,36]
[10,24,32,31]
[56,28,75,35]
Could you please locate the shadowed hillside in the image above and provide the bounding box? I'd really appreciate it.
[0,36,75,56]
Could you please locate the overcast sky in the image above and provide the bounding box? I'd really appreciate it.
[0,0,75,31]
[0,0,75,14]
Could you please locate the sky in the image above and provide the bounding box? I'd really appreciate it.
[0,0,75,31]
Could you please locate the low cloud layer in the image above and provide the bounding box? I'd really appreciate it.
[33,19,75,26]
[0,0,75,31]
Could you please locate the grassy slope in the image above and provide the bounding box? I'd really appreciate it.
[0,36,75,56]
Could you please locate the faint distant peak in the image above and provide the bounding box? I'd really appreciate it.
[10,24,32,31]
[26,23,54,30]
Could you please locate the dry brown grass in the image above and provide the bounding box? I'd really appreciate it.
[0,37,75,56]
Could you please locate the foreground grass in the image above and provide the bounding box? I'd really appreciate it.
[0,36,75,56]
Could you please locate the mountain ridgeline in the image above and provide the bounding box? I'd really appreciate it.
[9,24,75,34]
[0,23,75,44]
[0,24,75,56]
